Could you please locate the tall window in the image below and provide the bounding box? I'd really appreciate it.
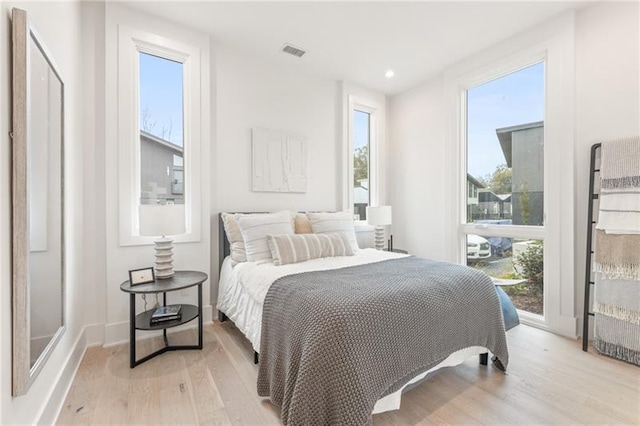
[353,110,370,220]
[138,52,185,205]
[463,62,546,317]
[117,25,205,245]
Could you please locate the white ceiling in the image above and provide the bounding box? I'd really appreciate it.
[125,1,589,95]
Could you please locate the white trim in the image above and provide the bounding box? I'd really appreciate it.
[117,25,203,246]
[40,328,89,425]
[345,95,382,212]
[340,83,387,213]
[445,12,576,337]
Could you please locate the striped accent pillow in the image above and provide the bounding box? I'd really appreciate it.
[306,211,359,251]
[268,233,355,266]
[237,211,294,262]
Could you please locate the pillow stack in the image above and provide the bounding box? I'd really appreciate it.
[222,211,358,266]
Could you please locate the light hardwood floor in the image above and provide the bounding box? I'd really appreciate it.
[57,322,640,425]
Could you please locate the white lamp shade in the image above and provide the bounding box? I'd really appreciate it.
[366,205,392,226]
[139,204,186,237]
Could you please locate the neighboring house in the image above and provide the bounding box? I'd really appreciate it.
[496,121,544,226]
[354,178,369,220]
[478,190,512,220]
[467,173,484,222]
[140,130,184,204]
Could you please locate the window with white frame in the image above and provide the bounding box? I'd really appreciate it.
[462,61,546,318]
[448,17,575,336]
[117,26,204,245]
[347,97,379,220]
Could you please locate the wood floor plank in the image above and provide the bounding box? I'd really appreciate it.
[57,323,640,425]
[173,328,234,425]
[89,344,131,425]
[201,330,275,424]
[57,346,109,425]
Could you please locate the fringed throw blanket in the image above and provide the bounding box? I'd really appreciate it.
[600,136,640,191]
[594,277,640,323]
[594,136,640,366]
[597,192,640,234]
[594,313,640,365]
[257,257,509,425]
[594,230,640,280]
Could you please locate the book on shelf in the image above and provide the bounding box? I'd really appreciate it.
[150,313,181,324]
[151,304,182,318]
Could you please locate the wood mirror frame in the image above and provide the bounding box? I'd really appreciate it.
[11,8,66,396]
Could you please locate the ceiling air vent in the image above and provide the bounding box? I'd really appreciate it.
[282,44,306,58]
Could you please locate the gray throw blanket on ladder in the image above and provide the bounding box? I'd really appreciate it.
[594,136,640,366]
[257,257,509,425]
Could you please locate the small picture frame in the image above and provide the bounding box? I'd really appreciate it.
[129,267,155,286]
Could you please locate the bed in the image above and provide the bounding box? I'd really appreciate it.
[216,212,511,425]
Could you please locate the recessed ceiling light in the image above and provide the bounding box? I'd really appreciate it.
[385,70,395,79]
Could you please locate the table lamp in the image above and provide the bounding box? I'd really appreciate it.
[366,205,392,251]
[139,204,186,279]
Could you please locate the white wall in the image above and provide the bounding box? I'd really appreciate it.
[214,45,340,214]
[80,0,107,346]
[0,1,87,424]
[387,78,448,260]
[574,1,640,335]
[388,1,639,337]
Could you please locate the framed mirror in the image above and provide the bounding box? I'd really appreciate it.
[11,8,65,396]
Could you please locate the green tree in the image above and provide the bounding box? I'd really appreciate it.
[516,240,544,292]
[354,145,369,185]
[483,164,512,194]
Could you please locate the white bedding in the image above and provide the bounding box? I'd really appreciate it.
[216,248,488,414]
[217,248,409,352]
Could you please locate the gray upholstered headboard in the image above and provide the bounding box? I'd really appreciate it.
[218,213,230,273]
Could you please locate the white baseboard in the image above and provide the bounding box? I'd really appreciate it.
[85,322,105,346]
[37,327,89,425]
[104,303,213,347]
[559,315,579,338]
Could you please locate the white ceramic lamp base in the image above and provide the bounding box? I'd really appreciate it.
[374,226,386,251]
[153,237,175,279]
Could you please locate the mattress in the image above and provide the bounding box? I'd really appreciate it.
[216,249,489,414]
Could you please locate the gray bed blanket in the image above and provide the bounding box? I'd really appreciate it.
[257,256,509,425]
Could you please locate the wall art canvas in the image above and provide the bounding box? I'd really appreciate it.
[252,128,307,193]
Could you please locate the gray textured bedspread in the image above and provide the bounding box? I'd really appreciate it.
[257,256,509,425]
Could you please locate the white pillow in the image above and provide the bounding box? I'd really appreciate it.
[237,211,293,262]
[268,232,354,266]
[221,213,247,265]
[306,211,359,251]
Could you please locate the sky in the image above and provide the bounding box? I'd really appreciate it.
[467,62,544,180]
[139,52,184,147]
[354,109,370,150]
